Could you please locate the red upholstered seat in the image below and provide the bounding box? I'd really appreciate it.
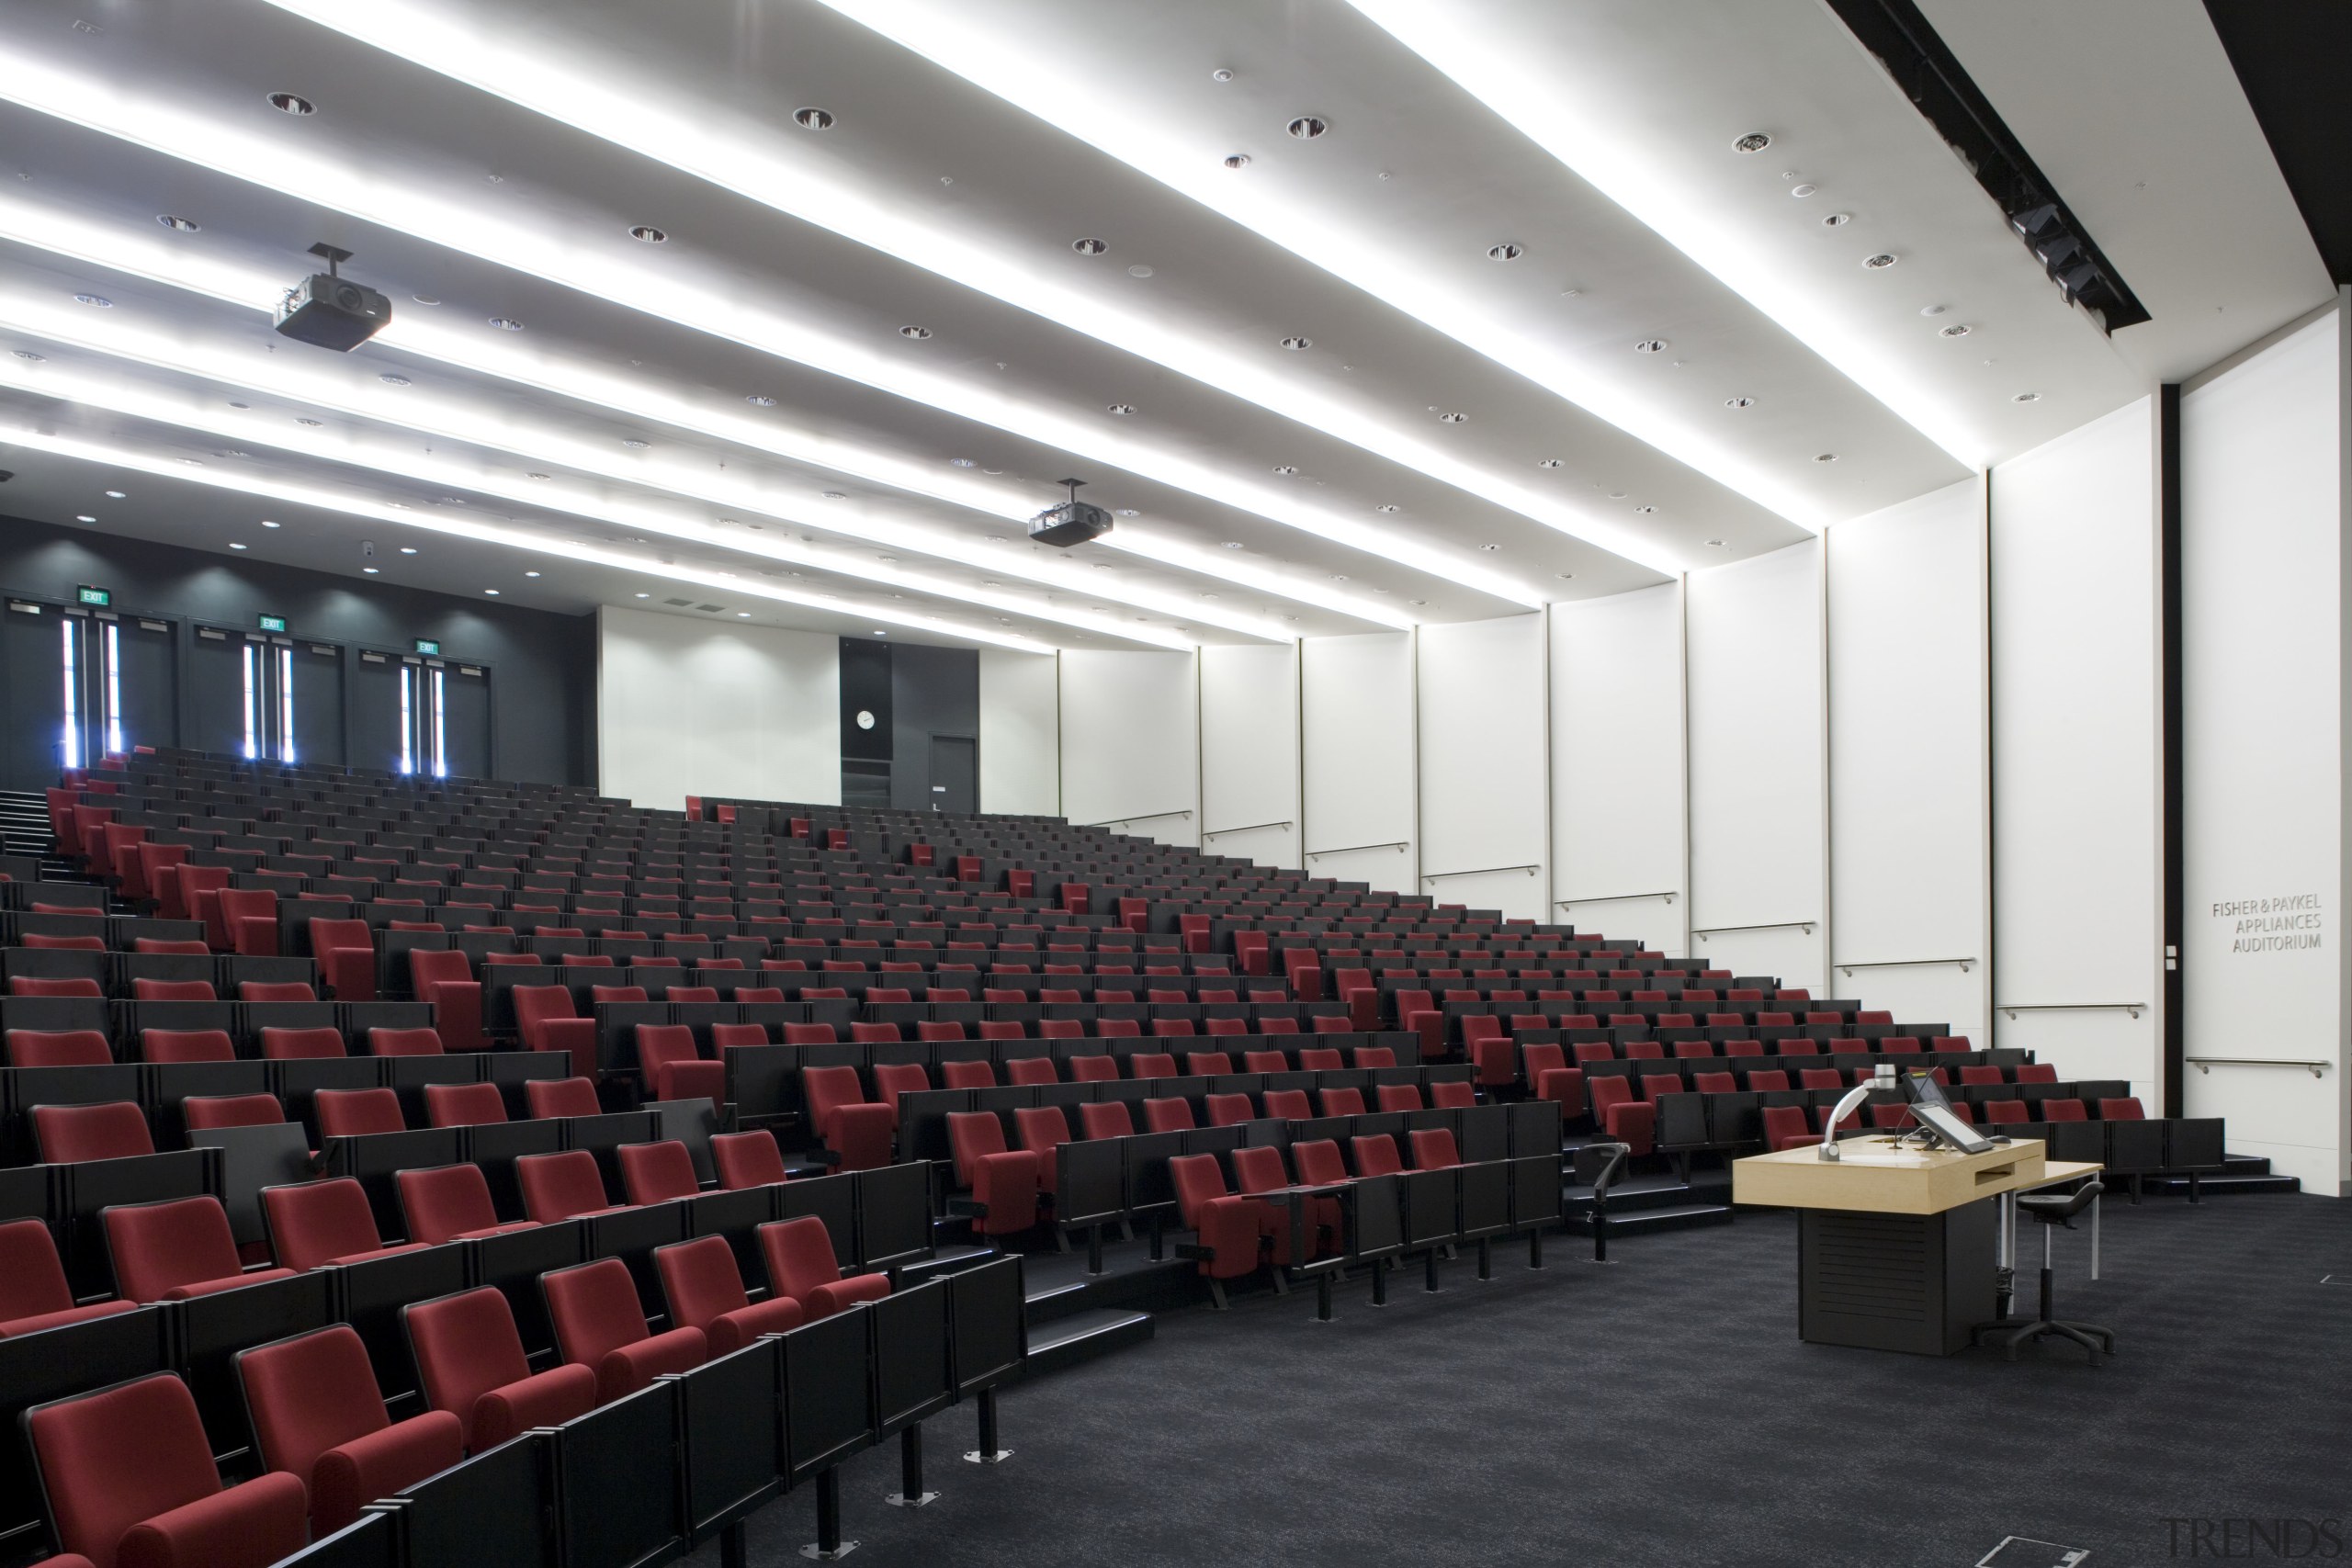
[1375,1084,1426,1114]
[1076,1102,1135,1140]
[1004,1056,1057,1086]
[544,1257,707,1404]
[262,1179,421,1272]
[1012,1106,1073,1195]
[759,1215,892,1319]
[616,1140,700,1204]
[423,1081,508,1128]
[945,1112,1039,1235]
[259,1026,346,1060]
[653,1236,805,1355]
[635,1024,727,1103]
[710,1130,790,1190]
[2014,1063,2058,1083]
[25,1371,308,1568]
[12,976,104,998]
[802,1066,895,1171]
[1588,1077,1657,1157]
[315,1088,404,1137]
[33,1102,154,1164]
[1984,1098,2030,1125]
[368,1027,446,1056]
[403,1286,598,1450]
[513,986,597,1079]
[0,1219,136,1338]
[1170,1154,1287,1281]
[2099,1097,2145,1120]
[521,1077,601,1119]
[1350,1134,1405,1178]
[103,1196,298,1303]
[139,1029,236,1065]
[408,949,484,1053]
[1409,1127,1462,1169]
[1142,1097,1195,1133]
[181,1094,284,1133]
[132,978,215,1002]
[1203,1093,1255,1127]
[396,1164,539,1246]
[1762,1105,1822,1152]
[514,1150,628,1224]
[7,1030,113,1067]
[236,1325,464,1531]
[237,981,315,1003]
[1317,1088,1365,1118]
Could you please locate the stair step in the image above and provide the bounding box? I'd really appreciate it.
[1563,1173,1694,1213]
[1023,1278,1097,1324]
[1564,1202,1735,1237]
[1022,1308,1154,1379]
[2138,1172,2302,1196]
[895,1246,996,1288]
[2222,1154,2275,1176]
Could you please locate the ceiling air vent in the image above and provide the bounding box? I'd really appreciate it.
[662,597,694,607]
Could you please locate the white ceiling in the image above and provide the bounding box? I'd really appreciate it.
[0,0,2328,651]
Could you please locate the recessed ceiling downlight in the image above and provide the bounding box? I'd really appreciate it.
[1939,323,1971,338]
[1822,212,1851,228]
[1279,335,1311,351]
[898,324,932,339]
[1106,403,1136,416]
[1271,465,1297,476]
[379,373,411,386]
[745,394,777,406]
[628,225,668,243]
[1536,458,1562,468]
[1486,243,1524,262]
[1634,339,1666,355]
[1223,154,1250,170]
[267,92,315,116]
[793,107,834,130]
[488,317,524,331]
[74,294,111,308]
[1286,116,1328,140]
[1734,132,1771,152]
[1815,453,1838,463]
[1790,184,1816,197]
[1864,253,1898,269]
[2013,391,2041,402]
[1437,412,1467,423]
[157,215,199,232]
[11,350,45,362]
[1071,238,1107,255]
[1724,396,1754,409]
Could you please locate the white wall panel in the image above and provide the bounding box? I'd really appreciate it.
[1828,478,1988,1043]
[1418,615,1547,920]
[1301,631,1416,897]
[1989,399,2162,1099]
[1199,642,1302,871]
[2182,311,2346,1191]
[1687,540,1826,994]
[978,649,1058,817]
[595,605,839,809]
[1057,649,1199,846]
[1550,583,1685,955]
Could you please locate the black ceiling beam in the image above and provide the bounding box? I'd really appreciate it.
[2202,0,2352,287]
[1823,0,2151,333]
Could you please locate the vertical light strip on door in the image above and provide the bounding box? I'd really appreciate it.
[430,668,447,778]
[59,617,80,769]
[103,622,123,756]
[399,665,414,775]
[241,642,261,760]
[278,647,297,763]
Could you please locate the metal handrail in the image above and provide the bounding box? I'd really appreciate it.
[2187,1055,2331,1077]
[1082,809,1193,829]
[1203,819,1293,838]
[1422,863,1540,882]
[1692,920,1815,937]
[1306,841,1409,857]
[1838,957,1975,975]
[1998,1002,2144,1020]
[1556,891,1677,907]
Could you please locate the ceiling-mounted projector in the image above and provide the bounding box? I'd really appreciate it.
[274,243,390,352]
[1027,478,1112,548]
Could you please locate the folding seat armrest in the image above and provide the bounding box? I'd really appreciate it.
[534,1016,597,1078]
[1402,1007,1444,1060]
[1534,1066,1588,1120]
[1601,1099,1656,1157]
[422,978,484,1053]
[320,946,377,1002]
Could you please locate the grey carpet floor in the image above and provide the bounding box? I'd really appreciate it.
[707,1191,2352,1568]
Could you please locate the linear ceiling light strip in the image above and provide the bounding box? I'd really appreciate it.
[0,54,1543,605]
[1343,0,1989,468]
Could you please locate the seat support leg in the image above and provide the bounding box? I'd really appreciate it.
[1370,1257,1389,1307]
[800,1468,858,1560]
[1476,1237,1493,1280]
[1529,1228,1544,1269]
[1315,1269,1334,1323]
[1424,1247,1442,1292]
[887,1427,938,1508]
[1086,1222,1104,1277]
[721,1522,748,1568]
[964,1387,1012,1463]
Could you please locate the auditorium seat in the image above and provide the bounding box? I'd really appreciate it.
[1128,1052,1178,1078]
[635,1023,724,1103]
[1375,1084,1425,1113]
[237,981,315,1003]
[259,1025,345,1060]
[802,1066,895,1170]
[1005,1056,1057,1086]
[103,1196,299,1303]
[316,1088,405,1137]
[945,1112,1040,1235]
[543,1257,707,1404]
[181,1094,285,1133]
[759,1215,891,1320]
[1350,1134,1405,1178]
[2015,1063,2058,1083]
[616,1139,701,1204]
[1077,1102,1136,1140]
[1012,1107,1072,1193]
[1588,1077,1657,1157]
[524,1077,602,1118]
[34,1102,154,1163]
[653,1236,805,1354]
[12,976,103,998]
[0,1219,136,1337]
[514,1150,629,1224]
[710,1130,791,1190]
[368,1027,447,1056]
[409,950,485,1053]
[423,1081,509,1128]
[23,1371,307,1568]
[1409,1128,1461,1169]
[403,1287,597,1450]
[7,1029,112,1067]
[1761,1105,1821,1152]
[132,978,215,1002]
[264,1179,423,1272]
[1068,1054,1119,1082]
[397,1165,539,1245]
[1261,1089,1312,1120]
[1984,1100,2030,1126]
[1142,1097,1195,1133]
[2099,1097,2145,1120]
[512,987,596,1078]
[1317,1088,1366,1117]
[1170,1154,1286,1292]
[236,1324,464,1533]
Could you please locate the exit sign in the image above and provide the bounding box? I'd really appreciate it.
[74,585,109,607]
[413,638,441,656]
[256,614,288,634]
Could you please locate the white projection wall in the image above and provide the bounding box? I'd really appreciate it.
[978,649,1058,817]
[1686,540,1826,994]
[1989,398,2163,1100]
[595,605,839,809]
[1058,649,1199,846]
[1300,631,1418,897]
[2182,310,2347,1191]
[1550,583,1685,954]
[1199,642,1303,871]
[1827,479,1989,1043]
[1419,615,1547,920]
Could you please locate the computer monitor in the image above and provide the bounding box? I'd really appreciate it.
[1899,1066,1954,1111]
[1912,1101,1994,1155]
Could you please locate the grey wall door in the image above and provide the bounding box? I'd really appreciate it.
[928,735,978,814]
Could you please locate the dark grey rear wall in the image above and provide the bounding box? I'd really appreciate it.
[0,514,597,785]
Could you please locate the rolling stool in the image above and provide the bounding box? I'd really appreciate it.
[1973,1179,2114,1365]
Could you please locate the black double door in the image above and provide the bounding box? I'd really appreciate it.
[0,599,176,790]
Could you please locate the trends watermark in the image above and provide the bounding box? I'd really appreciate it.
[2162,1519,2346,1559]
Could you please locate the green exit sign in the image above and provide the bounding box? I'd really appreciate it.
[256,614,288,634]
[413,638,441,656]
[74,585,109,607]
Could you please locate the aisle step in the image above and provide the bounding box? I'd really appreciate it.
[1563,1201,1735,1237]
[1023,1308,1154,1379]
